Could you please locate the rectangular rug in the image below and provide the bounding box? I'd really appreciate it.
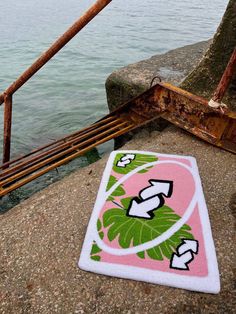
[78,150,220,294]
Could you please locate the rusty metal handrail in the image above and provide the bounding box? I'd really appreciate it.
[0,80,235,197]
[0,0,112,165]
[212,47,236,103]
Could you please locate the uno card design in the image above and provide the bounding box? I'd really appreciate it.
[79,151,220,294]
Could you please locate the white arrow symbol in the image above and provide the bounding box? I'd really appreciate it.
[171,251,193,270]
[117,159,131,168]
[127,196,161,219]
[178,239,198,255]
[127,179,173,219]
[121,154,135,161]
[116,154,136,168]
[140,180,173,200]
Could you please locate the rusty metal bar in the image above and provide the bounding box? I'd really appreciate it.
[0,0,112,106]
[0,117,123,180]
[0,124,134,197]
[212,47,236,103]
[0,80,235,198]
[0,115,116,170]
[3,94,13,165]
[0,120,131,187]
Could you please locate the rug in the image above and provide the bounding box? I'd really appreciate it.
[78,151,220,294]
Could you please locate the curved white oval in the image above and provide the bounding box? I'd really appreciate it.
[94,160,198,256]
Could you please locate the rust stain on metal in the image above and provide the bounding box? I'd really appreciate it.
[212,47,236,103]
[157,83,236,150]
[3,94,13,166]
[0,81,235,197]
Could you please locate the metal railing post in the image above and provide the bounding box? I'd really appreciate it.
[0,0,112,166]
[0,0,112,106]
[3,94,13,165]
[212,47,236,103]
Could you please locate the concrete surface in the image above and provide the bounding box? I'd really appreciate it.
[0,126,235,313]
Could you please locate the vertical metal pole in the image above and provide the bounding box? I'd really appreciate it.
[3,94,13,165]
[212,47,236,103]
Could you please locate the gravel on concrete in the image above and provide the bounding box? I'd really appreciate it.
[0,126,235,314]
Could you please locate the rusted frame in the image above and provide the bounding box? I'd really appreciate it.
[0,117,125,180]
[0,0,112,164]
[0,80,235,198]
[158,82,236,152]
[0,120,132,188]
[94,81,236,153]
[0,124,134,197]
[0,115,116,170]
[3,94,13,165]
[212,47,236,103]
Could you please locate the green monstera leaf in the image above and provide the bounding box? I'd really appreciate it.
[90,243,102,261]
[102,199,194,261]
[106,175,125,201]
[90,219,104,261]
[113,153,158,175]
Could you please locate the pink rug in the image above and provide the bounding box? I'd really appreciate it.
[79,151,220,294]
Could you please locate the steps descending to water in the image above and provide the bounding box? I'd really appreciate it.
[0,114,136,197]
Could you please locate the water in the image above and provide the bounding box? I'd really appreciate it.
[0,0,228,210]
